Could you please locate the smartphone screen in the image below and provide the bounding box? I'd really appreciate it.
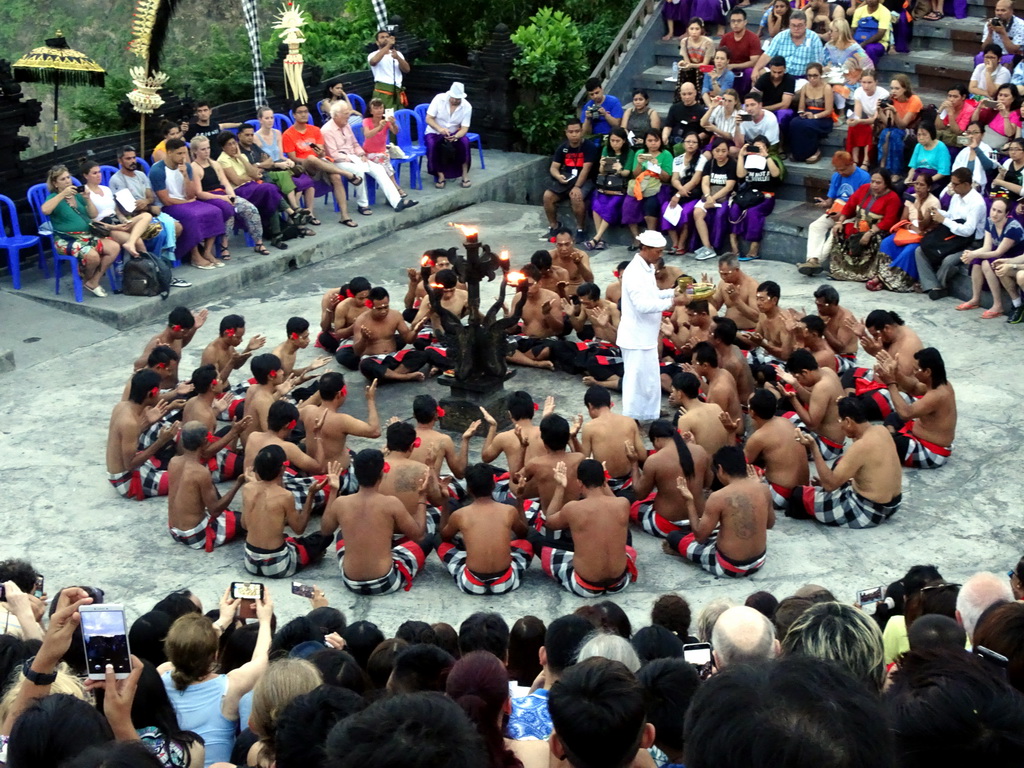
[33,575,44,598]
[80,605,132,679]
[682,642,712,666]
[856,585,885,606]
[231,581,264,601]
[291,581,314,598]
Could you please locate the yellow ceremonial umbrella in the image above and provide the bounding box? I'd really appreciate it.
[13,30,106,153]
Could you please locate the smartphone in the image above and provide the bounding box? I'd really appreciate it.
[33,575,44,599]
[0,583,5,601]
[739,111,754,122]
[384,108,395,120]
[992,17,1003,26]
[856,585,885,607]
[75,185,86,193]
[80,604,132,680]
[291,581,315,598]
[980,99,998,109]
[683,642,713,666]
[976,645,1009,667]
[231,581,264,619]
[956,134,970,146]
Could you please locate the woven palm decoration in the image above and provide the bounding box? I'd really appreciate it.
[273,2,310,104]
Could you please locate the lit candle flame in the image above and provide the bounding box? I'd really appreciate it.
[447,222,478,238]
[498,250,509,261]
[420,254,434,268]
[506,271,526,285]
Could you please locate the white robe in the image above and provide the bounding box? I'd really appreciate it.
[618,254,675,420]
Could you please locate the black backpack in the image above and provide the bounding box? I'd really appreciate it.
[122,252,171,299]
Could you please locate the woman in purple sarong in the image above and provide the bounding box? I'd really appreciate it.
[190,136,258,259]
[727,136,783,261]
[150,137,227,268]
[661,131,703,255]
[662,0,693,40]
[587,128,634,251]
[425,82,473,189]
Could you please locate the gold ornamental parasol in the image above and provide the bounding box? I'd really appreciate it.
[13,30,106,152]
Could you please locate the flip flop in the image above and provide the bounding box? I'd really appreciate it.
[340,219,358,227]
[435,180,446,189]
[308,216,322,226]
[981,308,1004,319]
[955,301,979,311]
[461,178,472,188]
[253,244,269,255]
[348,175,363,187]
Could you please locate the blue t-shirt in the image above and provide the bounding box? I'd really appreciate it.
[827,167,871,202]
[580,95,624,135]
[702,69,736,95]
[909,142,952,174]
[987,217,1024,258]
[506,689,552,740]
[148,160,194,192]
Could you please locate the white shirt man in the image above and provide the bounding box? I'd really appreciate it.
[915,170,988,297]
[368,31,408,87]
[738,103,780,147]
[618,230,683,420]
[425,88,473,136]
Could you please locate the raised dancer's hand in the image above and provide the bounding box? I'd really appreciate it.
[553,461,567,488]
[463,419,482,439]
[479,406,497,426]
[675,476,693,500]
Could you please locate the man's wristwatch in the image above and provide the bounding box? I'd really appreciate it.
[22,656,58,686]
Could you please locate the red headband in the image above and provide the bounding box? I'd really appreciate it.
[148,387,159,398]
[613,270,620,277]
[383,461,391,473]
[533,402,539,411]
[290,332,300,340]
[341,384,348,397]
[436,406,446,418]
[345,288,354,298]
[365,299,374,308]
[604,469,612,480]
[269,370,277,378]
[285,419,297,431]
[413,437,421,448]
[170,324,183,332]
[224,328,236,337]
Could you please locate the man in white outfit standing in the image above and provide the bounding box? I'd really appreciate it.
[619,230,687,420]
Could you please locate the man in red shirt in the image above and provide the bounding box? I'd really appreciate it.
[282,104,357,226]
[719,8,763,95]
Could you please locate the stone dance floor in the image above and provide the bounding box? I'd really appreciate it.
[0,200,1019,635]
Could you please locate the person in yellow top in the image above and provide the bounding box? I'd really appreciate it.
[852,0,891,67]
[152,121,183,164]
[216,132,294,251]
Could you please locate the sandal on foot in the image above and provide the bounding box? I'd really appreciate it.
[595,239,608,250]
[253,243,269,255]
[955,301,979,311]
[357,206,373,216]
[340,219,358,227]
[270,237,289,250]
[348,175,363,187]
[309,216,322,226]
[461,178,472,188]
[584,239,599,251]
[434,180,446,189]
[982,308,1004,319]
[219,249,231,260]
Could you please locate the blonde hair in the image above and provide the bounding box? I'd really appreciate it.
[250,658,322,760]
[189,135,210,160]
[0,664,85,723]
[781,601,886,692]
[165,613,219,691]
[46,165,70,193]
[830,19,854,47]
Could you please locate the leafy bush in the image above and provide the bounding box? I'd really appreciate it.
[288,0,380,77]
[510,8,587,153]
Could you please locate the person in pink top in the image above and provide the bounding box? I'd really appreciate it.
[322,100,418,216]
[363,98,408,199]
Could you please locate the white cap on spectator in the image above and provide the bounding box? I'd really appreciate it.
[637,230,667,248]
[447,82,467,100]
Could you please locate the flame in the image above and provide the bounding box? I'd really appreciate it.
[420,254,434,268]
[447,222,478,237]
[430,282,445,290]
[506,271,526,285]
[498,250,509,261]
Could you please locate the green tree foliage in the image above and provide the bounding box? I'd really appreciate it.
[510,8,587,153]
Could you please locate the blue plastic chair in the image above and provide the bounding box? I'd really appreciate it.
[99,165,120,185]
[27,183,118,302]
[391,109,425,190]
[134,157,151,173]
[0,194,44,289]
[413,103,485,171]
[273,113,293,132]
[246,119,260,132]
[348,94,366,115]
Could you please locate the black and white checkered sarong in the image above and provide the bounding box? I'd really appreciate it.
[437,540,533,595]
[240,0,267,109]
[788,484,902,529]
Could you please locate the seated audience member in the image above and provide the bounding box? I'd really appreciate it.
[845,71,887,168]
[151,120,181,163]
[914,168,987,300]
[507,618,545,689]
[587,129,633,251]
[979,0,1024,62]
[956,571,1015,643]
[782,601,886,691]
[876,75,922,175]
[701,50,736,107]
[684,657,896,768]
[886,649,1024,767]
[731,389,808,509]
[906,615,967,652]
[798,152,871,274]
[736,92,781,151]
[543,120,599,242]
[162,604,272,766]
[872,176,940,292]
[622,89,663,149]
[728,137,782,262]
[851,0,892,66]
[665,446,775,577]
[445,652,523,766]
[753,11,826,78]
[361,98,407,193]
[151,138,228,268]
[242,445,332,577]
[671,18,715,88]
[622,130,673,248]
[533,459,636,597]
[993,138,1024,211]
[41,165,121,298]
[236,123,309,223]
[662,81,708,152]
[950,124,997,194]
[787,63,833,163]
[823,20,873,113]
[972,601,1024,693]
[721,8,763,94]
[424,81,473,189]
[319,80,364,125]
[580,78,624,149]
[80,160,155,259]
[109,144,184,264]
[282,104,356,226]
[107,370,179,499]
[184,101,240,143]
[546,658,654,768]
[689,138,738,259]
[759,0,792,41]
[351,287,428,381]
[661,131,703,254]
[254,105,317,217]
[167,421,247,550]
[438,464,532,595]
[992,236,1024,324]
[937,85,978,146]
[190,134,260,258]
[325,692,488,768]
[906,122,951,191]
[323,100,417,217]
[827,168,902,282]
[789,396,903,527]
[320,448,433,595]
[875,347,956,469]
[970,44,1011,103]
[711,606,780,669]
[958,197,1024,316]
[700,88,742,158]
[973,83,1019,151]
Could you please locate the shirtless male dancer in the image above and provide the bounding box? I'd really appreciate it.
[178,364,250,481]
[876,347,957,469]
[319,277,371,357]
[788,396,903,528]
[579,386,646,497]
[321,448,433,595]
[408,394,480,480]
[778,349,846,460]
[122,347,190,401]
[514,414,585,534]
[665,445,775,578]
[710,317,755,404]
[352,287,429,382]
[671,372,732,456]
[107,369,180,500]
[271,317,331,394]
[201,314,267,390]
[794,315,840,372]
[479,391,551,502]
[723,389,808,510]
[134,306,208,375]
[691,341,741,424]
[531,250,571,295]
[507,264,564,370]
[379,422,447,534]
[842,309,923,420]
[740,280,796,364]
[438,464,533,595]
[538,459,637,597]
[242,444,333,577]
[813,285,858,374]
[604,261,629,306]
[244,401,327,512]
[710,254,759,331]
[241,354,299,445]
[299,372,380,493]
[629,420,711,538]
[662,300,712,364]
[550,227,594,289]
[167,421,247,551]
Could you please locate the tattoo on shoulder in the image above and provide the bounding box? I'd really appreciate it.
[394,468,423,493]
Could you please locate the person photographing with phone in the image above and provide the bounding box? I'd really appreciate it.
[978,0,1024,61]
[369,29,410,109]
